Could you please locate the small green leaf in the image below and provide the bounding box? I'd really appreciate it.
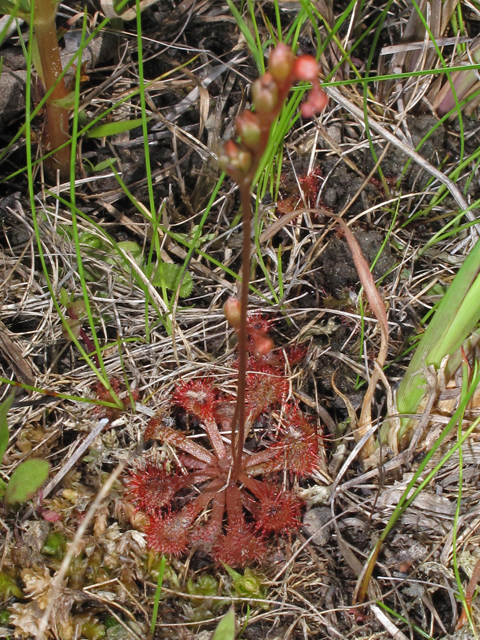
[0,392,14,464]
[212,606,235,640]
[5,459,50,506]
[0,0,30,18]
[221,563,242,582]
[86,118,151,139]
[79,232,105,251]
[117,241,144,265]
[0,609,10,624]
[59,288,70,307]
[0,571,23,599]
[50,92,76,110]
[0,478,6,498]
[93,157,117,172]
[150,263,193,298]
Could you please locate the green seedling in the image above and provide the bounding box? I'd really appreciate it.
[86,117,152,139]
[187,574,219,604]
[149,555,165,640]
[0,609,11,624]
[74,235,194,298]
[223,564,267,603]
[0,572,23,599]
[212,606,236,640]
[0,392,50,507]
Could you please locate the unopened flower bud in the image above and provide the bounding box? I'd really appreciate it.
[219,140,252,175]
[293,55,319,82]
[232,150,252,173]
[218,153,230,173]
[236,111,261,151]
[301,84,328,118]
[251,331,274,356]
[252,73,279,113]
[223,139,240,161]
[224,297,241,330]
[269,44,295,83]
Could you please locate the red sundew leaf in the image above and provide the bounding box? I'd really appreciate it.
[213,400,235,431]
[242,446,278,474]
[146,492,218,556]
[298,170,322,204]
[172,379,217,422]
[267,432,319,476]
[245,365,288,420]
[284,403,316,436]
[286,343,308,366]
[145,423,215,466]
[146,512,190,556]
[212,525,268,568]
[247,483,303,535]
[246,313,272,336]
[126,464,185,514]
[190,491,225,552]
[178,454,209,470]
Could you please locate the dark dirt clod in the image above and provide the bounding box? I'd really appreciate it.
[322,229,395,294]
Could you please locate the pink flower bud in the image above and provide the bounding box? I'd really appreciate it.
[232,150,252,173]
[269,44,295,83]
[224,297,242,330]
[219,140,252,175]
[219,139,239,171]
[251,332,274,356]
[300,84,328,118]
[236,111,261,151]
[293,55,319,82]
[252,73,279,113]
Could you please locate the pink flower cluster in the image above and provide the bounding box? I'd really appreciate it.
[219,44,328,183]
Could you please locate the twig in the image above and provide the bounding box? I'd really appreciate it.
[370,604,410,640]
[40,418,109,500]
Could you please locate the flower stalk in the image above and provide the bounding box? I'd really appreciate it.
[221,44,327,481]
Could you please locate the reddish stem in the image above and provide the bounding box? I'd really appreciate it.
[457,555,480,630]
[34,0,70,179]
[78,328,99,367]
[231,184,251,481]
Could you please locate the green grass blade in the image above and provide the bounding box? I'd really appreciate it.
[149,556,166,637]
[226,0,262,72]
[397,239,480,435]
[0,392,14,463]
